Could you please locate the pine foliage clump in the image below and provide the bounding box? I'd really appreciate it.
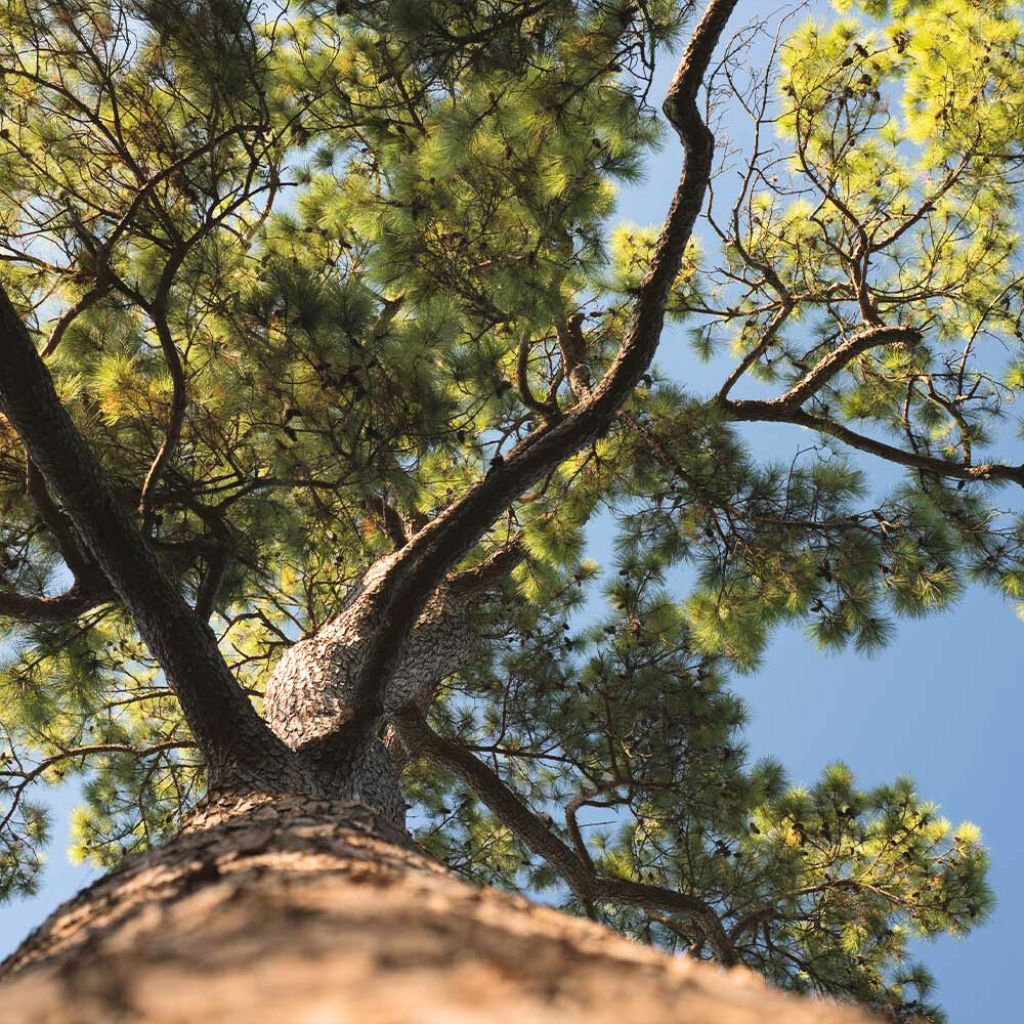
[0,2,1021,1020]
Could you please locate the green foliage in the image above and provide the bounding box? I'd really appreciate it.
[405,584,991,1022]
[0,1,1019,1018]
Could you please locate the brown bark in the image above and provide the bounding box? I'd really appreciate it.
[263,548,503,825]
[0,287,310,798]
[0,795,877,1024]
[294,0,740,784]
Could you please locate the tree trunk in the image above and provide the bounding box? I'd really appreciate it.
[0,795,876,1024]
[263,553,487,827]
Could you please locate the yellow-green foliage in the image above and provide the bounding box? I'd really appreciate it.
[0,4,1017,1020]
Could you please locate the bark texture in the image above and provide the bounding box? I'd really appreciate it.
[0,795,878,1024]
[264,555,485,826]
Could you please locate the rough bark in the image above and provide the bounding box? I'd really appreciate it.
[0,795,877,1024]
[264,554,489,826]
[266,565,482,752]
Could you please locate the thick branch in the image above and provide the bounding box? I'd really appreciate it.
[304,0,737,774]
[0,286,309,795]
[378,499,410,550]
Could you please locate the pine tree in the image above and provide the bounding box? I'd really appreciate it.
[0,1,1018,1020]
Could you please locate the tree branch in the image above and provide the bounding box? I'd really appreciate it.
[302,0,738,776]
[362,495,410,550]
[715,319,1024,486]
[194,543,232,622]
[722,401,1024,487]
[393,705,594,893]
[0,584,105,624]
[556,313,594,401]
[394,704,737,962]
[725,324,921,412]
[716,302,793,401]
[0,286,309,796]
[445,535,525,597]
[40,281,111,360]
[137,274,189,528]
[517,331,560,420]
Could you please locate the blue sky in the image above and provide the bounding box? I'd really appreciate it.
[2,3,1022,1021]
[604,3,1023,1018]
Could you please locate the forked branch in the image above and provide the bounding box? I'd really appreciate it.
[302,0,739,777]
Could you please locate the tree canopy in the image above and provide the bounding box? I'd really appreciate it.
[1,1,1021,1020]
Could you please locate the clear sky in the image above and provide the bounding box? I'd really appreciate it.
[2,4,1022,1022]
[605,3,1024,1019]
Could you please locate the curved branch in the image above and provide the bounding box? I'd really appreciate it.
[393,705,594,892]
[1,739,196,791]
[394,705,736,963]
[726,877,899,947]
[40,281,112,360]
[727,324,921,412]
[716,318,1024,486]
[105,124,266,250]
[517,331,560,419]
[565,791,602,875]
[302,0,738,775]
[0,740,195,835]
